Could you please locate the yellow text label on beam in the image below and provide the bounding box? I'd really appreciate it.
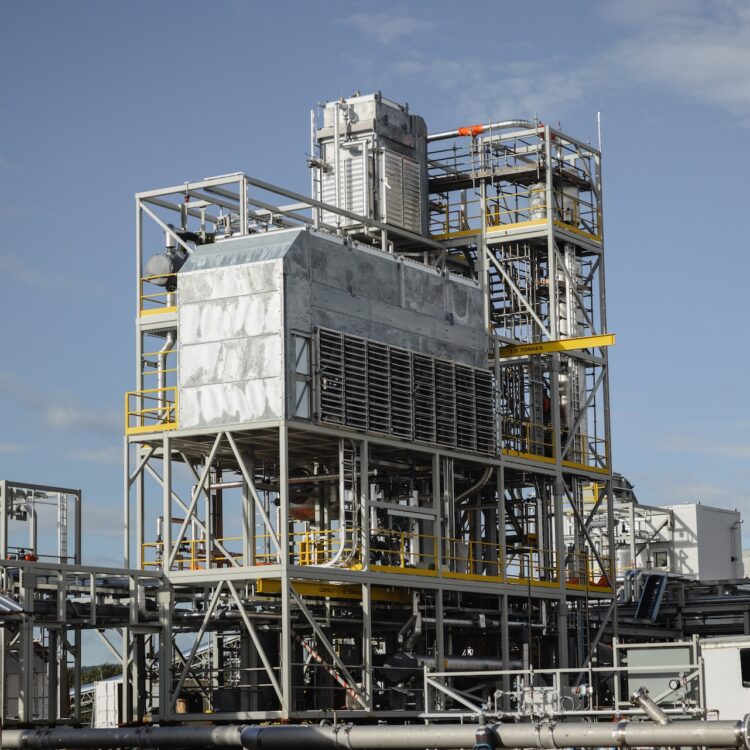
[496,333,615,359]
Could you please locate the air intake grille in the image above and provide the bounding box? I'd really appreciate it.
[317,328,495,455]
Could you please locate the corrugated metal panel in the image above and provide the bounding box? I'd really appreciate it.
[321,144,369,227]
[382,150,422,234]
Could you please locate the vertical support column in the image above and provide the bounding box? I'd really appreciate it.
[361,582,372,710]
[0,612,5,725]
[48,630,58,721]
[18,570,35,723]
[279,424,292,718]
[123,441,130,569]
[434,588,445,711]
[73,491,82,566]
[431,454,441,574]
[360,440,369,569]
[158,582,173,722]
[497,465,505,582]
[241,451,255,567]
[479,182,490,330]
[500,593,511,707]
[162,435,172,573]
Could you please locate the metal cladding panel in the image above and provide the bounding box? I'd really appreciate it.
[178,244,285,429]
[285,231,487,369]
[180,336,282,387]
[180,292,282,345]
[180,379,283,428]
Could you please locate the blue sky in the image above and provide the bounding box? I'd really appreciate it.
[1,0,749,566]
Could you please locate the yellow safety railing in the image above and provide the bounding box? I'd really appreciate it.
[566,549,612,590]
[125,386,178,435]
[505,545,558,584]
[430,189,600,241]
[142,535,244,570]
[141,528,612,592]
[140,273,178,316]
[369,528,438,571]
[443,537,504,578]
[501,417,555,461]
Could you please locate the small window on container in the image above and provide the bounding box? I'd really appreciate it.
[292,335,312,419]
[740,649,750,688]
[653,551,668,568]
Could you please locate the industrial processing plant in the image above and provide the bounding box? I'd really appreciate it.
[2,91,750,750]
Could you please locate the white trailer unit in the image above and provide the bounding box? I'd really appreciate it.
[702,637,750,718]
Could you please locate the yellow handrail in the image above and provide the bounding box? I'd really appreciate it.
[125,386,178,435]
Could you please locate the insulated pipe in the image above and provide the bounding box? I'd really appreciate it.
[239,719,750,750]
[416,654,524,671]
[428,119,537,142]
[4,718,750,750]
[157,330,176,413]
[631,686,671,725]
[455,466,494,504]
[0,725,244,749]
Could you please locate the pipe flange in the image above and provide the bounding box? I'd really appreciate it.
[613,719,629,747]
[741,714,750,750]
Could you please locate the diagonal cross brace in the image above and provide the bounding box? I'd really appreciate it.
[170,582,224,711]
[226,580,285,709]
[289,588,367,708]
[167,434,224,569]
[226,432,282,558]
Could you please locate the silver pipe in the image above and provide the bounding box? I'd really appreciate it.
[455,466,493,504]
[416,655,524,671]
[0,725,243,749]
[4,718,749,750]
[157,331,176,395]
[428,119,536,142]
[631,686,671,725]
[240,719,750,750]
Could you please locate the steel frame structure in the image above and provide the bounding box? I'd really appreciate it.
[121,113,616,723]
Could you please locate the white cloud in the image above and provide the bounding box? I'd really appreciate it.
[602,0,750,123]
[660,433,750,460]
[369,2,750,129]
[387,54,594,124]
[68,445,121,466]
[0,443,28,453]
[341,12,435,46]
[0,370,119,435]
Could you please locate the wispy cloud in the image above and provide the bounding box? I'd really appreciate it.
[340,12,435,46]
[358,2,750,128]
[0,371,119,435]
[0,443,29,454]
[603,0,750,123]
[660,433,750,460]
[68,445,121,465]
[0,251,108,294]
[389,55,593,123]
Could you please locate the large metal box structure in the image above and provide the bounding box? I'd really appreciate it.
[177,227,487,430]
[316,93,429,236]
